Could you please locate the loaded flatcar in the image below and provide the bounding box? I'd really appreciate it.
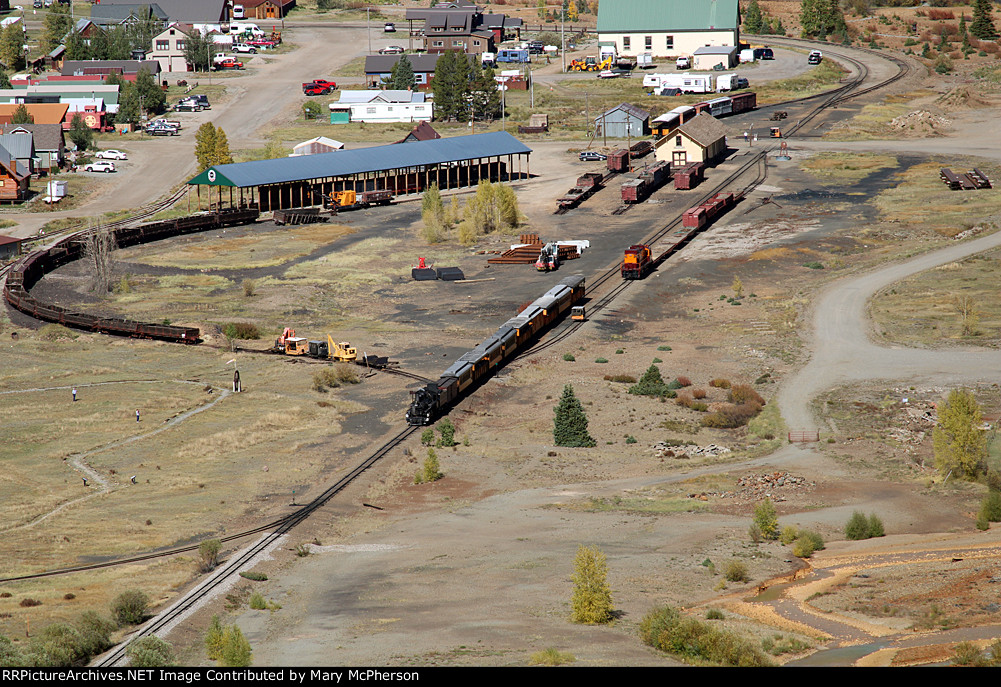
[406,274,586,425]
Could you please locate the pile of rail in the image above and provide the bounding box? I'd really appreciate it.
[3,208,260,343]
[486,234,583,265]
[555,172,603,213]
[940,168,992,191]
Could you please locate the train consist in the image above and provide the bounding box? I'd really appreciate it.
[692,91,757,118]
[406,274,586,425]
[682,191,743,230]
[3,208,259,343]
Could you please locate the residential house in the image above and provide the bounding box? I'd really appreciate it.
[654,112,729,166]
[597,0,740,58]
[364,54,441,89]
[396,121,440,144]
[89,4,169,30]
[239,0,297,20]
[0,124,67,175]
[0,145,30,203]
[594,103,650,139]
[91,0,228,24]
[0,133,34,174]
[329,91,433,124]
[291,136,344,156]
[0,103,71,127]
[405,4,520,55]
[150,23,193,73]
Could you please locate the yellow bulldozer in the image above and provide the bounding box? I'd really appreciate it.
[327,335,357,362]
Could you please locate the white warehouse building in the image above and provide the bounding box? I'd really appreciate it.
[328,91,433,124]
[596,0,740,59]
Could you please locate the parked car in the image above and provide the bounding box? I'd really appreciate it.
[95,149,127,160]
[303,83,334,96]
[246,39,278,49]
[175,100,203,112]
[84,161,116,173]
[232,44,257,54]
[33,0,43,8]
[214,58,244,70]
[756,47,774,60]
[808,50,823,64]
[597,69,619,79]
[310,79,337,90]
[579,151,607,161]
[384,22,396,32]
[379,45,405,54]
[676,56,691,69]
[182,94,210,109]
[145,124,179,136]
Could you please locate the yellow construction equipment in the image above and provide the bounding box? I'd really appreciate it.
[284,336,309,355]
[327,335,357,362]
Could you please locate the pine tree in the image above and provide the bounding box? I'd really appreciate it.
[135,67,165,116]
[628,364,670,397]
[195,122,218,172]
[744,0,764,33]
[933,389,987,479]
[570,545,613,624]
[10,104,33,125]
[69,113,94,152]
[822,0,847,37]
[799,0,823,37]
[432,50,458,121]
[65,29,89,61]
[117,82,142,125]
[553,384,596,447]
[42,2,73,53]
[971,0,999,40]
[0,23,25,72]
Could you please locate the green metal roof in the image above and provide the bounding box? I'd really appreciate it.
[597,0,739,33]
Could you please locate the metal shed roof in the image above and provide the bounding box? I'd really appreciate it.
[187,131,532,188]
[597,0,739,33]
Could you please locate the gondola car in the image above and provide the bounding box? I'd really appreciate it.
[406,274,586,425]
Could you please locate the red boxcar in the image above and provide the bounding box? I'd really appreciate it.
[607,149,630,173]
[674,162,705,190]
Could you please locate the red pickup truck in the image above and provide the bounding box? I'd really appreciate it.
[302,79,337,95]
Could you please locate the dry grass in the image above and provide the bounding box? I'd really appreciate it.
[801,152,897,185]
[872,161,1001,237]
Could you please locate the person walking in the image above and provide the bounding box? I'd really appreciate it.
[136,409,141,423]
[72,387,77,402]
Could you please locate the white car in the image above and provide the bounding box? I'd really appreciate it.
[232,44,257,54]
[95,149,127,160]
[84,161,116,173]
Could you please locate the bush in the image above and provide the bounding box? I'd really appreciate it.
[803,261,824,269]
[239,571,268,581]
[692,388,707,399]
[604,374,636,383]
[723,560,749,582]
[845,511,869,540]
[199,539,222,573]
[779,525,799,545]
[563,352,576,362]
[19,598,41,607]
[657,345,672,351]
[792,535,816,558]
[702,402,763,428]
[414,448,443,484]
[436,418,457,447]
[249,592,267,610]
[705,609,724,620]
[312,364,360,391]
[729,384,765,406]
[676,376,691,387]
[709,378,731,389]
[980,490,1001,522]
[75,611,115,657]
[529,648,575,666]
[867,514,885,537]
[753,499,779,540]
[640,605,772,666]
[420,427,434,446]
[976,512,990,530]
[111,590,149,626]
[219,625,252,667]
[222,322,260,339]
[570,545,613,624]
[595,357,608,363]
[205,615,225,660]
[127,636,175,667]
[31,623,84,666]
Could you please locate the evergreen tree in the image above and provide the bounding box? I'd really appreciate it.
[64,30,90,61]
[117,82,142,125]
[184,30,212,72]
[388,54,416,90]
[933,388,987,479]
[469,62,500,121]
[799,0,823,37]
[628,364,670,397]
[971,0,999,40]
[204,615,225,660]
[89,26,111,60]
[432,50,458,121]
[570,545,613,624]
[744,0,764,34]
[553,384,596,447]
[195,122,218,171]
[0,71,10,90]
[10,104,33,124]
[959,16,971,52]
[69,112,94,151]
[822,0,847,37]
[106,25,134,61]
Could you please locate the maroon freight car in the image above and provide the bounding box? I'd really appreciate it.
[607,149,630,173]
[674,162,705,190]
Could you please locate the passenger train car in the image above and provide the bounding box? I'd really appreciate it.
[406,274,586,425]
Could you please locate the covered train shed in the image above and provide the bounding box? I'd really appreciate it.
[186,131,533,212]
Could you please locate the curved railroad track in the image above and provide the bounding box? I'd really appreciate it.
[7,41,911,665]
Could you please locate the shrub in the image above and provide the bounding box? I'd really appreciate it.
[529,648,575,666]
[976,512,990,530]
[32,622,84,666]
[205,615,225,660]
[242,279,256,297]
[239,571,268,582]
[980,490,1001,522]
[845,511,870,540]
[75,611,115,657]
[0,634,24,666]
[436,418,457,447]
[595,357,608,363]
[676,376,691,387]
[723,560,749,583]
[803,261,824,269]
[701,402,763,428]
[199,539,222,573]
[729,384,765,406]
[249,592,267,610]
[312,364,360,391]
[295,543,311,557]
[222,322,260,340]
[625,435,637,444]
[657,345,672,351]
[779,525,799,545]
[692,388,707,399]
[38,324,76,341]
[19,598,41,607]
[792,535,816,558]
[420,427,434,446]
[604,374,636,383]
[126,636,175,667]
[111,590,149,626]
[753,499,779,540]
[640,605,772,666]
[219,625,252,667]
[953,641,986,666]
[570,545,613,624]
[414,448,443,484]
[748,523,762,543]
[709,378,731,389]
[867,514,885,537]
[615,348,624,354]
[563,352,576,362]
[705,609,724,620]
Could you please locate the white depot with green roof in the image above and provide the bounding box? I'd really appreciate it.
[596,0,740,59]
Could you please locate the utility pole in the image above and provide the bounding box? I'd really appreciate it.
[367,7,372,54]
[560,2,566,74]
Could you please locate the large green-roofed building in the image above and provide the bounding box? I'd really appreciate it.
[597,0,740,59]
